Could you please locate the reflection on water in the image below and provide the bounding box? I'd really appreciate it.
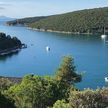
[0,51,20,61]
[101,36,108,44]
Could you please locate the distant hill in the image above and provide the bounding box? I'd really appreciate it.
[6,16,47,26]
[7,7,108,34]
[0,16,15,25]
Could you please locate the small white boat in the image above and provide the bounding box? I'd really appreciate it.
[105,77,108,82]
[101,34,107,39]
[46,46,50,51]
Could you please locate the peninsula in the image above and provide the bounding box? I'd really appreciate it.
[0,32,26,56]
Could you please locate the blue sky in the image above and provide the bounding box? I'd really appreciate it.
[0,0,108,18]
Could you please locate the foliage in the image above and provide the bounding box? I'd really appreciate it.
[0,77,13,91]
[9,75,74,108]
[55,56,81,84]
[0,92,16,108]
[0,55,108,108]
[8,75,70,108]
[0,32,22,51]
[52,100,69,108]
[69,88,108,108]
[6,56,81,108]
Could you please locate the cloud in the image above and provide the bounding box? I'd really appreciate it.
[0,2,11,10]
[0,2,11,6]
[0,7,5,10]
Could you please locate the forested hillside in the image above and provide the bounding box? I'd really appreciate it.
[7,7,108,34]
[29,7,108,34]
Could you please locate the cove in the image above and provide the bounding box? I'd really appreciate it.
[0,24,108,89]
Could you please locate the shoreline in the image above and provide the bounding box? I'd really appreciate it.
[0,76,22,84]
[0,44,27,56]
[27,27,93,35]
[6,23,93,35]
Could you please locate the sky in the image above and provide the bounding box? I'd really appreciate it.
[0,0,108,18]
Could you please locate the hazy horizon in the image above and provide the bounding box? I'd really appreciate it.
[0,0,108,18]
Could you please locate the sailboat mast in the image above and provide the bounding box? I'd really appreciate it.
[103,26,105,35]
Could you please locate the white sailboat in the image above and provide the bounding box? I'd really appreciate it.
[101,27,107,39]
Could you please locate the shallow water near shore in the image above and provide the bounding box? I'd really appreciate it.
[0,24,108,89]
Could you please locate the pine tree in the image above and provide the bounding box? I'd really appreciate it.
[55,56,81,85]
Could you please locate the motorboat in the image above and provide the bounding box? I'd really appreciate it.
[105,77,108,82]
[46,46,50,51]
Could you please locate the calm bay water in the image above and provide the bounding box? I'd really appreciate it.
[0,24,108,89]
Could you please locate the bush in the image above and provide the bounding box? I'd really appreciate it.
[0,78,12,91]
[8,75,70,108]
[0,92,16,108]
[69,88,108,108]
[52,100,69,108]
[7,56,81,108]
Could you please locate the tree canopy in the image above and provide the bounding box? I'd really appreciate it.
[55,56,81,84]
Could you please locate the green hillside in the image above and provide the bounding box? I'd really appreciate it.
[7,7,108,34]
[29,7,108,34]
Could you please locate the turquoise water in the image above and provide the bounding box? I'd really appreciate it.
[0,24,108,89]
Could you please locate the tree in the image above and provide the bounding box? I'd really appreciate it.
[7,56,82,108]
[55,56,81,85]
[0,33,22,51]
[8,75,61,108]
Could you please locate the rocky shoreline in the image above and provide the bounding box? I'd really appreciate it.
[27,27,93,35]
[6,23,93,35]
[0,76,22,84]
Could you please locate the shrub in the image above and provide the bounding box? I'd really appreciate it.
[69,88,108,108]
[0,92,16,108]
[0,77,12,91]
[52,100,69,108]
